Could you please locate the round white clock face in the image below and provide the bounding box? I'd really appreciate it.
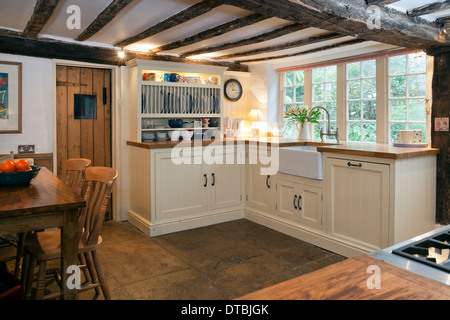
[225,80,242,101]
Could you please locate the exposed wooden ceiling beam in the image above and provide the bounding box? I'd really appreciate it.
[213,33,347,60]
[114,0,221,48]
[23,0,60,37]
[0,29,248,72]
[209,0,449,49]
[75,0,133,41]
[238,38,366,63]
[365,0,400,6]
[180,23,309,57]
[407,0,450,17]
[149,13,269,54]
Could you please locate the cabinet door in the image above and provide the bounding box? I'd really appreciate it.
[276,177,299,220]
[298,185,323,229]
[154,152,208,221]
[245,148,273,213]
[326,157,390,250]
[209,161,243,210]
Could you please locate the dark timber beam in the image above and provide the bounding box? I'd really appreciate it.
[114,0,221,48]
[209,0,449,49]
[407,1,450,17]
[23,0,60,37]
[181,23,309,57]
[365,0,399,6]
[238,38,366,63]
[0,29,248,72]
[149,13,269,53]
[76,0,133,41]
[213,33,347,60]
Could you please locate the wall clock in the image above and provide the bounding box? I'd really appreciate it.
[224,79,242,102]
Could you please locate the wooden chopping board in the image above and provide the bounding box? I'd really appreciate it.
[237,255,450,300]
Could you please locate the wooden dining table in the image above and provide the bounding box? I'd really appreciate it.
[0,167,85,300]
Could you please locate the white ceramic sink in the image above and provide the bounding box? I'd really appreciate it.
[278,146,323,180]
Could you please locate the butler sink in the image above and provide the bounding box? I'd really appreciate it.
[278,146,323,180]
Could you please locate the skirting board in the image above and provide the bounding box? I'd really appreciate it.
[128,209,244,237]
[244,208,371,258]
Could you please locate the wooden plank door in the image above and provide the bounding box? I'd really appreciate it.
[56,65,112,218]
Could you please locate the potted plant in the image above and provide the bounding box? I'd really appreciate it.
[284,105,321,140]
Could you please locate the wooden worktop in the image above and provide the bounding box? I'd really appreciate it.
[127,138,439,159]
[237,255,450,300]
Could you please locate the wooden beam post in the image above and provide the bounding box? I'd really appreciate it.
[23,0,60,37]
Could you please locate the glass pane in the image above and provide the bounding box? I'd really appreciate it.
[408,74,426,97]
[348,101,361,121]
[295,86,304,102]
[390,122,407,143]
[295,71,304,85]
[285,87,294,103]
[390,100,407,121]
[347,62,360,79]
[284,104,294,113]
[325,82,337,101]
[74,94,97,120]
[348,122,361,142]
[408,53,426,74]
[362,78,376,99]
[389,55,406,76]
[363,122,376,142]
[325,102,337,120]
[408,99,426,122]
[285,72,294,86]
[390,76,406,97]
[325,66,337,82]
[312,83,324,101]
[363,100,376,121]
[362,60,376,78]
[347,80,361,100]
[313,67,324,83]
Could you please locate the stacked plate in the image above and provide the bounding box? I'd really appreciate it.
[156,131,169,140]
[142,131,155,142]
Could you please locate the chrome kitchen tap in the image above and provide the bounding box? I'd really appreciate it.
[308,106,339,142]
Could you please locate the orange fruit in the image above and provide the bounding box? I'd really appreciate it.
[0,160,16,173]
[15,159,31,172]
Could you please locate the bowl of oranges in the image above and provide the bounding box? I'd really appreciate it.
[0,159,40,186]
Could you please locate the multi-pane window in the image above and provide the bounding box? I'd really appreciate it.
[311,66,337,140]
[388,53,427,142]
[346,60,377,142]
[282,70,305,137]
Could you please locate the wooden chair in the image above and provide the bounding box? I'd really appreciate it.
[22,166,118,300]
[15,158,91,280]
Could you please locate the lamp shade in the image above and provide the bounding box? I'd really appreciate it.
[247,109,263,122]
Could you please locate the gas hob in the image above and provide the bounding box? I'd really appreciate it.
[370,225,450,286]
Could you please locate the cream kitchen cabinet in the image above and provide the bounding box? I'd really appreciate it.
[325,157,390,251]
[128,144,244,237]
[245,146,274,214]
[275,173,324,230]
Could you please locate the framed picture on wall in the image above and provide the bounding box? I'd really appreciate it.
[0,61,22,133]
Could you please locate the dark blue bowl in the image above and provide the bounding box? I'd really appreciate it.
[0,166,41,187]
[168,119,183,128]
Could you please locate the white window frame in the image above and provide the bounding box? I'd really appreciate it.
[278,53,433,144]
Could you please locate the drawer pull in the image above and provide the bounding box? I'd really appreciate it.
[211,173,215,186]
[347,162,362,168]
[266,175,271,188]
[294,195,298,209]
[203,174,207,187]
[298,195,302,211]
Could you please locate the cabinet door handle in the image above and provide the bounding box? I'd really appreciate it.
[266,175,271,188]
[211,173,215,186]
[298,195,302,211]
[294,195,298,210]
[203,174,207,187]
[347,161,362,168]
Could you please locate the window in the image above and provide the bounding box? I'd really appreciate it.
[280,51,429,144]
[388,53,427,143]
[282,70,305,137]
[311,66,337,140]
[346,60,377,142]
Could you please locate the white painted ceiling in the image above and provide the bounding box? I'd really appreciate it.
[0,0,445,67]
